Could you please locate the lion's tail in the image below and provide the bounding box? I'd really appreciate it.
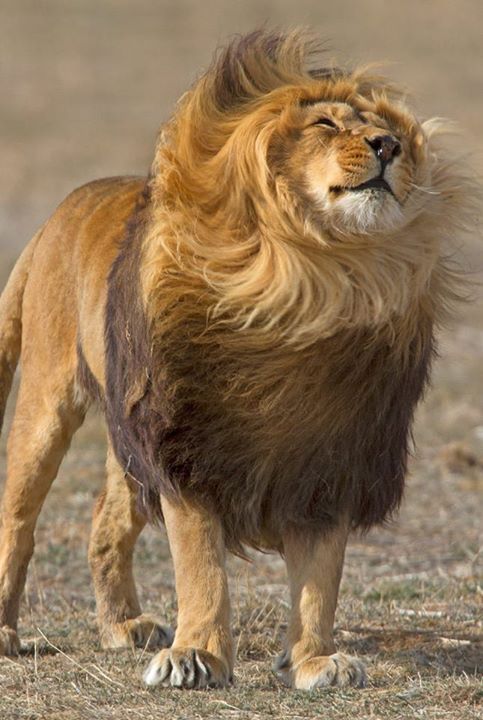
[0,233,39,436]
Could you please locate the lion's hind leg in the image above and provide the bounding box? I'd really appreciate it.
[0,370,85,655]
[275,519,366,690]
[88,441,172,651]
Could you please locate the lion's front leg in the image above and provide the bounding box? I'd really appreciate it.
[143,494,233,690]
[89,443,172,651]
[275,518,366,690]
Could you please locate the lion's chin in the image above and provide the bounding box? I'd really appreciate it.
[325,189,407,235]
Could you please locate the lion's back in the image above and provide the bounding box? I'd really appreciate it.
[21,175,146,386]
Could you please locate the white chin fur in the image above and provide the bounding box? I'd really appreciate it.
[328,189,405,234]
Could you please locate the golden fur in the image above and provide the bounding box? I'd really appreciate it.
[0,30,476,689]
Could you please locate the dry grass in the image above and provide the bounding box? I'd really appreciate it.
[0,312,481,719]
[1,1,482,718]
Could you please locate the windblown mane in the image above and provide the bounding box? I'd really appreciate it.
[102,30,476,552]
[140,30,469,347]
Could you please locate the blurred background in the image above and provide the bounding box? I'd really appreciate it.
[0,3,481,718]
[1,0,483,282]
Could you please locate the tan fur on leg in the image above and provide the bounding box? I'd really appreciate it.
[0,626,20,655]
[0,375,85,654]
[89,442,172,650]
[275,519,366,690]
[143,494,233,689]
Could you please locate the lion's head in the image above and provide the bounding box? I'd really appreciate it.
[142,30,473,346]
[270,89,428,235]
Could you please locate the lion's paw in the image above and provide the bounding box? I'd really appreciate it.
[0,626,20,656]
[101,614,173,650]
[275,651,366,690]
[143,647,232,689]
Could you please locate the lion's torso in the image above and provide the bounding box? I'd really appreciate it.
[95,183,434,551]
[20,173,435,553]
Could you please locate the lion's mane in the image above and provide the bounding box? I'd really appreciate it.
[101,31,474,552]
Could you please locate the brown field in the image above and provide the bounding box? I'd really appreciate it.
[0,1,482,718]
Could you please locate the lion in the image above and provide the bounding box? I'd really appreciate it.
[0,30,475,690]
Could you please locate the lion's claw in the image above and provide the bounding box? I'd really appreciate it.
[0,626,20,656]
[100,614,173,650]
[275,651,366,690]
[143,647,231,689]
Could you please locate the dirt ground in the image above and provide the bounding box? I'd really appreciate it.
[0,2,482,719]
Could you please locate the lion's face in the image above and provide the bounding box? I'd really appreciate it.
[270,93,430,235]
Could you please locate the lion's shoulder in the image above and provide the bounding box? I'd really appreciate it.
[60,175,146,213]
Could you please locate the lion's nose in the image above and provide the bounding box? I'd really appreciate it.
[365,135,401,164]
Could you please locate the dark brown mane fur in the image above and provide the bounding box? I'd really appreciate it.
[105,215,435,551]
[209,30,338,111]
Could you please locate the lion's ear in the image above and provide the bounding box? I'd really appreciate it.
[124,370,149,418]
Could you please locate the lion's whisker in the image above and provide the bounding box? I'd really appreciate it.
[409,182,441,195]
